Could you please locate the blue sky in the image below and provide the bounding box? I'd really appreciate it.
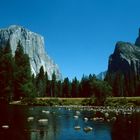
[0,0,140,79]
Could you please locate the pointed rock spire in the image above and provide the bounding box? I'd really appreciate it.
[135,28,140,46]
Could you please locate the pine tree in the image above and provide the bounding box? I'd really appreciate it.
[57,80,62,97]
[71,77,79,97]
[62,77,71,97]
[80,75,90,97]
[36,66,46,97]
[45,71,50,97]
[92,80,112,105]
[14,42,35,100]
[51,72,57,97]
[0,41,14,101]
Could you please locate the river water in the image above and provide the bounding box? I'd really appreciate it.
[0,105,139,140]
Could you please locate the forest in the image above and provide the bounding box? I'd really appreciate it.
[0,42,139,105]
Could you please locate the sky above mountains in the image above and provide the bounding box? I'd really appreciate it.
[0,0,140,80]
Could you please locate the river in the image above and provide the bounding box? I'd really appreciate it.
[0,105,139,140]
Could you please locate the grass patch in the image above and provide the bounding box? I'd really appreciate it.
[15,97,140,106]
[105,97,140,106]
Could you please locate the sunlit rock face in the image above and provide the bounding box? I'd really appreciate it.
[0,25,62,80]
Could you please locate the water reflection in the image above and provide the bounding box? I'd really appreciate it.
[112,113,140,140]
[0,105,30,140]
[0,105,139,140]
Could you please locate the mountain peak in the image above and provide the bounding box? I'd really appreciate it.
[0,25,62,80]
[9,25,23,29]
[0,25,24,31]
[135,28,140,46]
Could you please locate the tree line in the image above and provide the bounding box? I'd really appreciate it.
[1,41,139,104]
[35,69,112,99]
[0,41,112,103]
[105,70,140,97]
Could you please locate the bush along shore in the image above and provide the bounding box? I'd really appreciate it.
[10,97,140,108]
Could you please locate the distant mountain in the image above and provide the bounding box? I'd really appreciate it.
[0,25,62,80]
[106,28,140,96]
[96,71,107,80]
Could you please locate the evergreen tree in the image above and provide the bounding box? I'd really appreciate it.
[14,42,35,99]
[46,80,52,97]
[71,77,79,97]
[36,66,46,97]
[51,72,58,97]
[92,80,112,105]
[80,75,90,97]
[0,41,14,101]
[62,77,71,97]
[45,71,50,97]
[57,80,62,97]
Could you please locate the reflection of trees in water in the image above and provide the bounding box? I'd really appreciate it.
[0,105,30,140]
[3,106,139,140]
[49,114,60,139]
[39,130,45,138]
[30,107,62,140]
[112,113,140,140]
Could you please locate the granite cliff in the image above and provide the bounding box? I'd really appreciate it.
[135,28,140,46]
[108,28,140,76]
[0,25,62,80]
[96,71,107,80]
[106,29,140,96]
[108,41,140,76]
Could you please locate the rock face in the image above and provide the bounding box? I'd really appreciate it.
[96,71,107,80]
[106,29,140,96]
[108,41,140,76]
[135,28,140,46]
[0,25,62,80]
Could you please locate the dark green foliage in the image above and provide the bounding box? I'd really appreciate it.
[45,72,51,96]
[81,97,95,106]
[38,73,113,106]
[46,98,60,106]
[44,72,60,97]
[79,74,112,105]
[51,72,57,97]
[0,41,36,102]
[36,66,46,97]
[71,77,79,97]
[1,41,138,106]
[80,75,91,97]
[0,41,14,101]
[14,42,36,100]
[45,80,52,97]
[105,97,133,107]
[20,81,36,98]
[57,80,62,97]
[106,69,140,97]
[62,77,71,97]
[92,80,112,105]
